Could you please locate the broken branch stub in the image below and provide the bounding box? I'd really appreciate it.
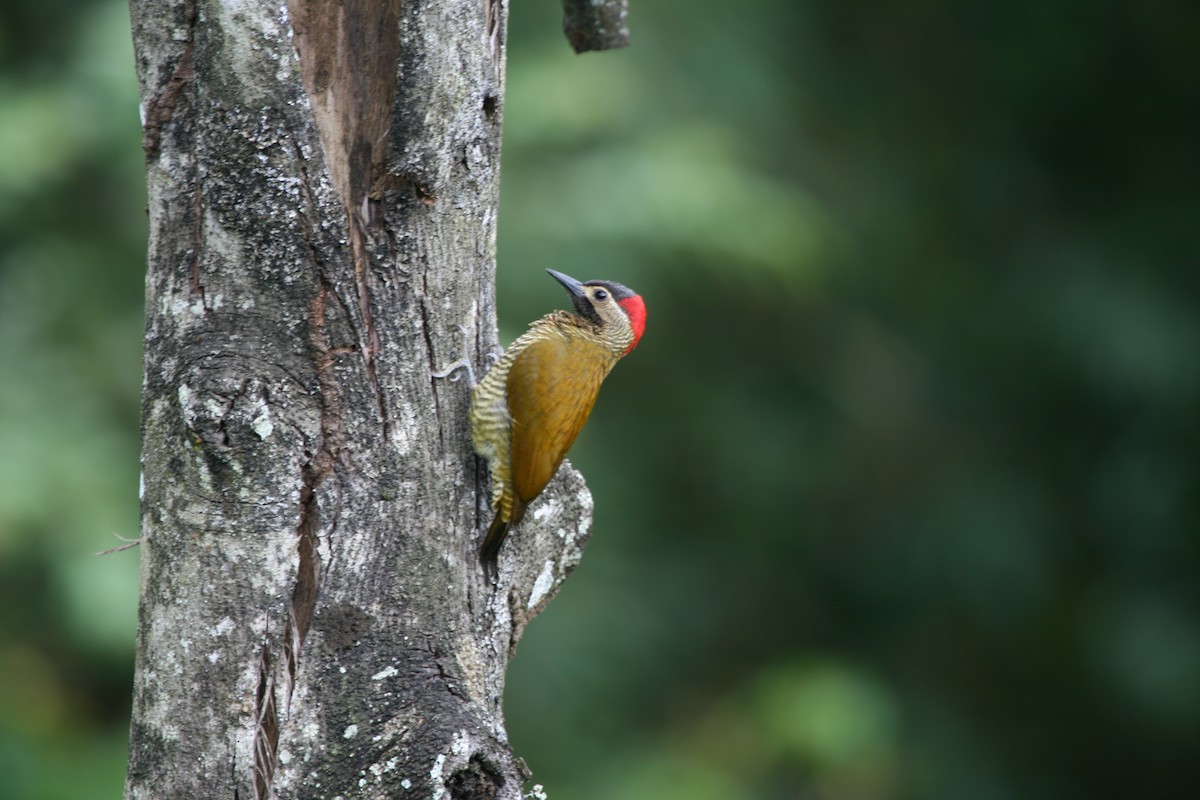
[561,0,631,53]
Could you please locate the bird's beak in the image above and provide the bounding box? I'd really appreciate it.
[547,269,587,299]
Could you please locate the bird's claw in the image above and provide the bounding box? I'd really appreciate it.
[431,324,477,386]
[431,359,472,382]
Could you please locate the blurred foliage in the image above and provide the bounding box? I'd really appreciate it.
[2,0,1197,798]
[0,0,144,798]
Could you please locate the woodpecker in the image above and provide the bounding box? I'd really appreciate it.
[467,269,646,568]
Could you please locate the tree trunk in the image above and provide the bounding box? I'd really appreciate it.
[126,1,592,797]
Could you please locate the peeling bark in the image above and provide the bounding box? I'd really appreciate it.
[125,1,592,798]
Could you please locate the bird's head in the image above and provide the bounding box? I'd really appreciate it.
[548,269,646,355]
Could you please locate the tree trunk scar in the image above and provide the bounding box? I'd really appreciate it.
[283,0,402,209]
[286,0,400,445]
[141,0,197,161]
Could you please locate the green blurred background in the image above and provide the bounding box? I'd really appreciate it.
[2,0,1197,798]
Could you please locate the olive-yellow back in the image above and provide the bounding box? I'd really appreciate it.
[469,309,632,559]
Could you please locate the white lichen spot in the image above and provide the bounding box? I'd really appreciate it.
[303,722,319,740]
[532,504,554,522]
[203,395,226,419]
[339,666,347,674]
[210,617,235,637]
[400,778,412,789]
[168,292,205,318]
[429,753,447,800]
[577,487,594,509]
[343,724,359,739]
[358,778,367,788]
[525,785,549,800]
[207,651,219,664]
[278,748,292,765]
[251,401,274,440]
[177,384,195,421]
[372,665,398,681]
[138,471,145,500]
[527,561,556,609]
[385,757,399,773]
[388,402,420,456]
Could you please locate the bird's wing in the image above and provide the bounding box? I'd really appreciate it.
[506,335,609,511]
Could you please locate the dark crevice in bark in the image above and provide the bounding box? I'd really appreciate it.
[270,238,348,772]
[369,170,436,210]
[252,645,279,800]
[421,638,471,703]
[189,160,207,308]
[474,455,486,546]
[419,271,446,448]
[285,483,321,702]
[414,183,437,206]
[506,593,522,659]
[290,141,320,232]
[293,154,346,594]
[448,754,505,800]
[141,0,197,160]
[349,220,389,442]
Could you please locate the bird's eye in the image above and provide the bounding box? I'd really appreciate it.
[594,289,609,301]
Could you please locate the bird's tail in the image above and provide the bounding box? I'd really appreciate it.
[480,513,510,575]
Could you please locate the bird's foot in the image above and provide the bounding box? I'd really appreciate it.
[485,344,504,367]
[431,358,475,385]
[431,324,477,387]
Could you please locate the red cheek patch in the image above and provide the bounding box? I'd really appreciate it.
[618,295,646,353]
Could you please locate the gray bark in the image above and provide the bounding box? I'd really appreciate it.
[126,1,592,797]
